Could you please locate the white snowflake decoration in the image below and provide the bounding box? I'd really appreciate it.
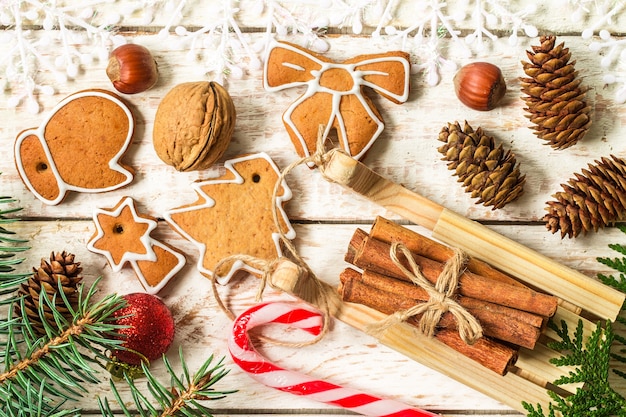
[157,0,261,84]
[373,0,537,86]
[575,0,626,103]
[463,0,538,49]
[250,0,330,54]
[0,0,124,113]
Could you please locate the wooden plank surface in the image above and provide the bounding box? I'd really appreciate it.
[1,1,626,415]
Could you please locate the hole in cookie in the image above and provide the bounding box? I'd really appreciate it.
[114,224,125,234]
[252,173,261,183]
[36,162,48,172]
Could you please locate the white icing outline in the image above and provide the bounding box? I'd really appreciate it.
[87,196,186,295]
[14,90,135,205]
[163,152,295,285]
[263,41,410,160]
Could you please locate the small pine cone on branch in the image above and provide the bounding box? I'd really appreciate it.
[15,251,83,334]
[520,35,591,150]
[438,121,526,210]
[544,155,626,238]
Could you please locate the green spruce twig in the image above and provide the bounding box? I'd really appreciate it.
[0,278,127,417]
[98,346,236,417]
[0,193,30,304]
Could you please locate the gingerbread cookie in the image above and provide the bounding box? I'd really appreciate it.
[87,196,185,294]
[14,89,135,205]
[264,41,411,160]
[164,152,295,284]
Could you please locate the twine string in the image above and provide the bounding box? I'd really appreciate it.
[369,242,483,345]
[211,125,336,348]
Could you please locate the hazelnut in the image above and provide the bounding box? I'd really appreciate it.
[153,81,236,171]
[106,44,159,94]
[453,62,506,111]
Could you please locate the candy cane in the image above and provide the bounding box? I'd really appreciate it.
[228,301,440,417]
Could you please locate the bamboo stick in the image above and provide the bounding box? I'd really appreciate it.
[369,216,526,288]
[319,150,625,321]
[267,258,563,414]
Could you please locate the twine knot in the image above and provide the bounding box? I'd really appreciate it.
[369,242,483,345]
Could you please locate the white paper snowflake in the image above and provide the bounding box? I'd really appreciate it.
[575,0,626,103]
[373,0,537,86]
[156,0,258,84]
[0,0,126,113]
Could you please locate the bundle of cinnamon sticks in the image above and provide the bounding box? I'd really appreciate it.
[339,216,559,375]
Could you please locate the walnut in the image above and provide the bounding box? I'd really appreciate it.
[153,81,236,171]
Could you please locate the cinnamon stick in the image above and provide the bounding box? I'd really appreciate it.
[339,269,518,375]
[345,228,368,264]
[351,235,558,318]
[340,269,542,349]
[358,269,545,328]
[369,216,526,288]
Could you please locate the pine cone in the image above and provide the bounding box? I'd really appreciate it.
[15,251,83,334]
[520,35,591,150]
[438,121,526,210]
[544,155,626,238]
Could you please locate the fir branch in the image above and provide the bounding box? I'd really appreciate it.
[0,279,127,416]
[98,346,236,417]
[0,190,29,303]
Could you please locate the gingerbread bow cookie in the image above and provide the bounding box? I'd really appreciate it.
[264,41,411,160]
[88,197,185,294]
[14,90,135,205]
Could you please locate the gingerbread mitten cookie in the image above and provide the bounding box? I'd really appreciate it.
[14,90,135,205]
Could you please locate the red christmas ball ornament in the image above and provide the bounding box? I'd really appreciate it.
[111,293,175,367]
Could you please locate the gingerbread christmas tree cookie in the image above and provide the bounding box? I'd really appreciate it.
[164,152,295,284]
[87,196,185,294]
[264,41,411,160]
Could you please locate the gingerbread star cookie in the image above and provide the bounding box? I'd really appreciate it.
[264,41,411,160]
[164,152,295,284]
[14,89,135,205]
[88,197,185,294]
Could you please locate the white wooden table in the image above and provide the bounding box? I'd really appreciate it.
[1,1,625,416]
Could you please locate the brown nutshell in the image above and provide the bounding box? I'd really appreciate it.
[153,82,236,172]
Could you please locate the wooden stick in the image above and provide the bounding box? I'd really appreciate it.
[369,216,526,288]
[338,269,518,374]
[352,235,559,318]
[340,268,542,349]
[320,150,625,321]
[268,258,568,414]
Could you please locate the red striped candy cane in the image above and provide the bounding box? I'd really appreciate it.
[228,301,440,417]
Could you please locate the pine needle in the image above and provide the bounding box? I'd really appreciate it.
[98,346,236,417]
[0,278,127,416]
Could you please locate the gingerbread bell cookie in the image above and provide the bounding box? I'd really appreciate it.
[164,152,295,284]
[14,90,135,205]
[87,196,185,294]
[264,41,411,160]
